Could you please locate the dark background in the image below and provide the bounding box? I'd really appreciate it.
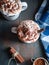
[0,0,47,65]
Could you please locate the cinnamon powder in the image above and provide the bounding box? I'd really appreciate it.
[34,59,45,65]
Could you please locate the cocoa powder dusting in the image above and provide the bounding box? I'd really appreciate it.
[35,59,45,65]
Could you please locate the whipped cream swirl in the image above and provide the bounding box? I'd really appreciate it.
[0,0,22,16]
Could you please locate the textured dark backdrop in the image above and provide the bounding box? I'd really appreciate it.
[0,0,47,65]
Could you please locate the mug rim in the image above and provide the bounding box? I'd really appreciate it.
[33,57,48,65]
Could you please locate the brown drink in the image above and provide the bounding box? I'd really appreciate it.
[33,57,48,65]
[17,20,40,43]
[0,0,27,20]
[11,20,40,43]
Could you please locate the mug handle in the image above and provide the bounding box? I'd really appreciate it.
[8,58,17,65]
[21,2,28,11]
[11,27,17,34]
[31,58,35,63]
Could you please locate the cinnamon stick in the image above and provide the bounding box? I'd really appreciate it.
[9,47,25,63]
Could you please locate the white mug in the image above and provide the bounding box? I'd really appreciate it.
[0,1,28,21]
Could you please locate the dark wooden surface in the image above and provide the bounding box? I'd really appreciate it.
[0,0,47,65]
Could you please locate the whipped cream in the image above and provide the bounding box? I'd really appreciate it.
[0,0,22,16]
[17,20,40,43]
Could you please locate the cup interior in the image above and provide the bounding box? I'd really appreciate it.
[33,57,48,65]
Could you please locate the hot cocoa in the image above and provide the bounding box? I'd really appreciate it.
[0,0,28,20]
[0,0,22,16]
[34,59,45,65]
[17,20,40,43]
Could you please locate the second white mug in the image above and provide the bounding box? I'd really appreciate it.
[0,0,28,20]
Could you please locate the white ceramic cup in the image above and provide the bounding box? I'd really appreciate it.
[11,20,40,43]
[31,57,48,65]
[0,1,28,21]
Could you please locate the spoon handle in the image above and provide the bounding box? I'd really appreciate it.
[37,28,45,33]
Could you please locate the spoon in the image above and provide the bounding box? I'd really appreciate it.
[37,28,45,33]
